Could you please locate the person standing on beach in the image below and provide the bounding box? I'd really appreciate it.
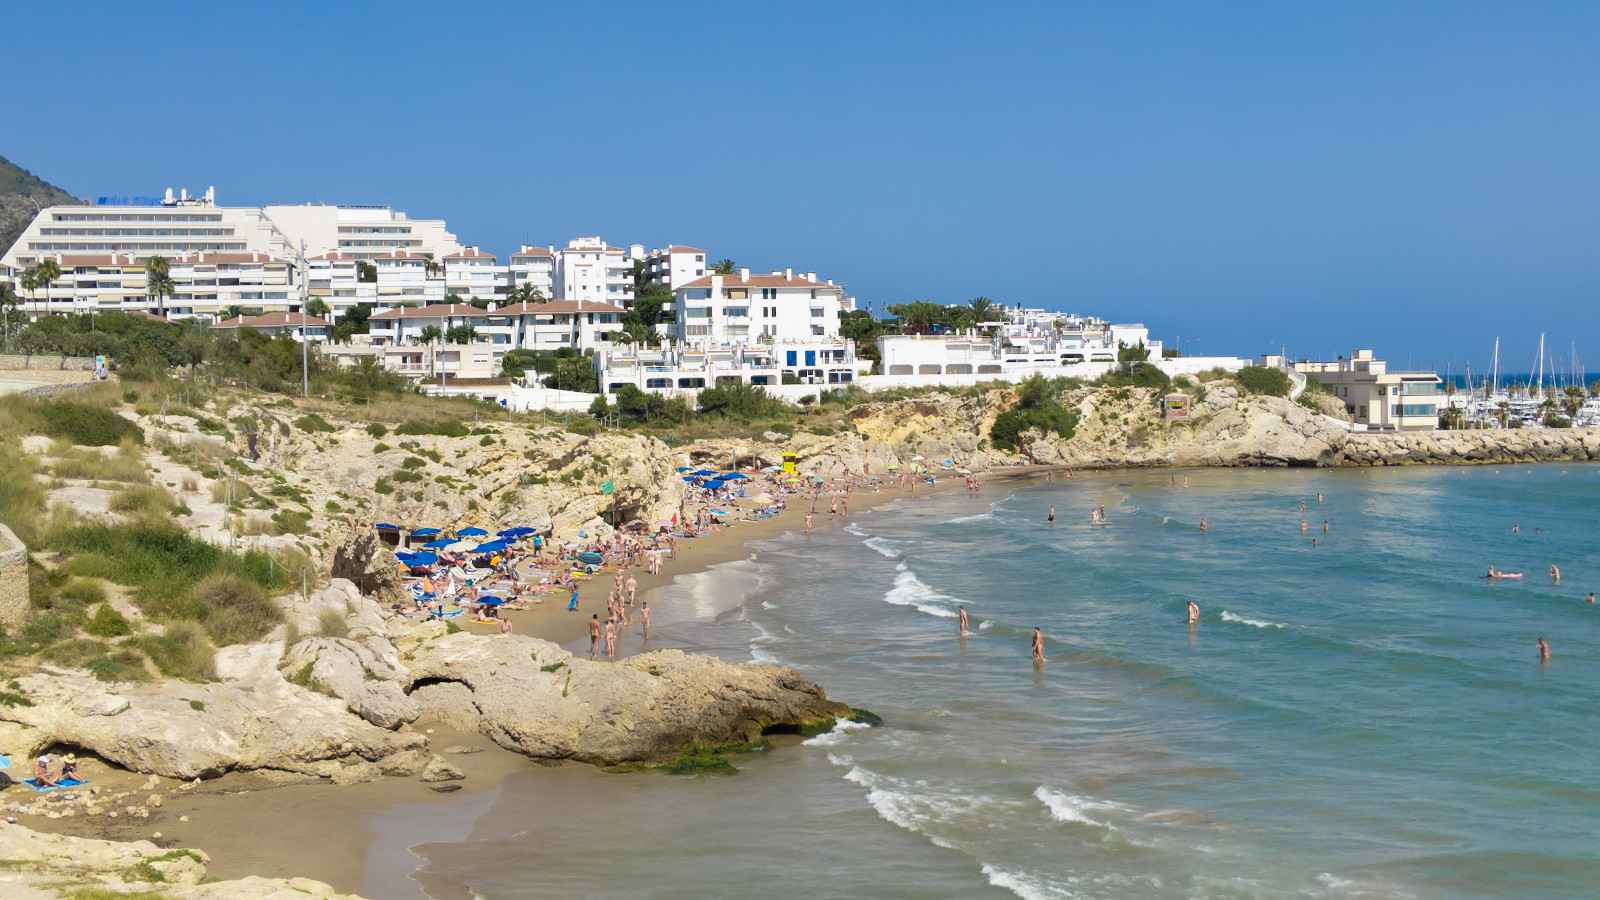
[958,606,970,635]
[1538,637,1550,663]
[804,512,813,533]
[627,573,638,606]
[589,614,601,658]
[641,601,652,635]
[1187,600,1200,625]
[1031,627,1046,664]
[605,617,618,659]
[567,584,580,612]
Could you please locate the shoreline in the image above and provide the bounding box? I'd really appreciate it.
[21,470,978,898]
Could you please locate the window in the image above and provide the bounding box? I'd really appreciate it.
[760,288,778,300]
[810,308,825,318]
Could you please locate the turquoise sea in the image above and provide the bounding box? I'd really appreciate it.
[398,465,1600,899]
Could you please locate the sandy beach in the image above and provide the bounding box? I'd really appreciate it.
[17,468,1003,897]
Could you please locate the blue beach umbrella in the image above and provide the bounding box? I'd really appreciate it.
[692,469,718,476]
[477,596,505,607]
[422,539,454,549]
[676,466,692,473]
[473,539,510,554]
[456,527,488,537]
[374,522,401,531]
[720,472,750,481]
[412,527,441,537]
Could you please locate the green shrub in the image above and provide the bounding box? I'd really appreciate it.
[990,375,1080,451]
[479,434,495,446]
[401,456,426,469]
[193,574,282,646]
[317,609,350,639]
[269,508,311,535]
[109,484,183,519]
[131,623,217,681]
[84,604,132,637]
[1235,366,1292,397]
[85,650,151,683]
[59,579,107,606]
[374,478,394,495]
[366,422,388,438]
[31,399,144,446]
[294,413,336,433]
[395,420,469,438]
[1098,362,1171,391]
[390,469,422,484]
[696,383,792,420]
[54,523,288,621]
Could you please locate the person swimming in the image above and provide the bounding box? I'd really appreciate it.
[958,606,970,636]
[1031,627,1046,664]
[1186,600,1200,625]
[1538,636,1551,663]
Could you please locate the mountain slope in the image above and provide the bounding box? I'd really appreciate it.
[0,155,80,259]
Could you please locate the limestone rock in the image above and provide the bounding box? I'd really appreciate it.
[420,755,464,782]
[0,672,426,780]
[280,636,418,730]
[402,633,850,765]
[408,681,482,733]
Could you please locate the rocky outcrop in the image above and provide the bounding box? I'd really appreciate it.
[1336,427,1600,466]
[0,821,363,898]
[0,670,426,780]
[281,637,419,730]
[402,633,849,765]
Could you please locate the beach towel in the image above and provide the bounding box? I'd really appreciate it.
[24,778,87,792]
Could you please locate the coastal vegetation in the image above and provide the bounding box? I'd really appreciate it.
[990,375,1080,451]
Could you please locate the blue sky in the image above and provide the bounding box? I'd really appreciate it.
[9,2,1597,370]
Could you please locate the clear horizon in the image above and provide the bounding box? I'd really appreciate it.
[8,1,1597,371]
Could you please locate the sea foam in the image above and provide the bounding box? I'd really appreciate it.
[884,563,959,618]
[802,717,872,747]
[1220,610,1288,629]
[980,863,1076,900]
[1033,785,1124,830]
[863,536,901,558]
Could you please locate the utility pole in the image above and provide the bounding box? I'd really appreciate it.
[299,240,310,398]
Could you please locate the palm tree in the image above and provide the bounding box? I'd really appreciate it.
[508,284,547,305]
[967,296,997,323]
[144,256,175,316]
[35,259,61,310]
[712,259,737,275]
[305,297,330,318]
[19,268,38,309]
[1496,401,1510,429]
[888,301,942,334]
[221,304,245,322]
[1562,386,1583,418]
[0,283,19,350]
[948,307,976,334]
[418,324,443,345]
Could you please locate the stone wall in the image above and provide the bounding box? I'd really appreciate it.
[0,353,96,371]
[0,525,27,631]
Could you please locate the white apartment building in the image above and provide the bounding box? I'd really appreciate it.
[363,299,624,357]
[211,311,330,342]
[595,339,867,396]
[9,252,298,321]
[305,251,372,314]
[1291,349,1442,431]
[1,187,297,271]
[675,268,843,345]
[260,203,460,260]
[509,246,556,300]
[370,250,446,308]
[556,236,633,305]
[642,245,707,289]
[443,247,506,302]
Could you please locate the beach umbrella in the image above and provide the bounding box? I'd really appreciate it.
[721,472,750,481]
[374,522,401,531]
[477,596,505,607]
[422,539,454,549]
[444,540,475,552]
[676,466,692,473]
[473,539,510,553]
[411,527,441,537]
[681,476,698,483]
[692,469,718,476]
[911,455,925,461]
[456,526,488,537]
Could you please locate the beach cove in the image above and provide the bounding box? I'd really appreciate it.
[396,464,1600,899]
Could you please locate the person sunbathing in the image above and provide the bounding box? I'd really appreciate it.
[33,755,57,788]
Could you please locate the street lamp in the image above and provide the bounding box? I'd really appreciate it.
[298,240,310,398]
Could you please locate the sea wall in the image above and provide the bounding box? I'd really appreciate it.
[1337,428,1600,466]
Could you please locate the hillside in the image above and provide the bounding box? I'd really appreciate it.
[0,154,80,258]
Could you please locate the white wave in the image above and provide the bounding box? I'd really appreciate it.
[883,563,958,618]
[749,621,783,663]
[802,717,872,747]
[947,511,993,524]
[980,863,1076,900]
[1034,785,1126,830]
[843,522,867,537]
[863,536,900,558]
[841,764,1002,851]
[1220,610,1288,629]
[760,600,779,610]
[977,620,993,631]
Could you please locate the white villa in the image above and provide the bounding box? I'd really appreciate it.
[1289,349,1442,431]
[675,268,844,345]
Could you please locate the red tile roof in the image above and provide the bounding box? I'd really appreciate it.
[212,312,325,329]
[679,273,838,290]
[664,245,706,254]
[368,303,488,321]
[511,246,553,258]
[444,248,497,261]
[497,300,627,315]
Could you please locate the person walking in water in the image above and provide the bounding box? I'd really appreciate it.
[1550,564,1561,584]
[641,601,652,635]
[1187,600,1200,625]
[567,584,580,611]
[804,511,813,533]
[1538,636,1551,663]
[605,616,619,659]
[1031,627,1046,664]
[1047,506,1056,525]
[588,614,601,658]
[958,606,970,636]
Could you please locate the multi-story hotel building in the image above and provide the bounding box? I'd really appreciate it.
[259,203,460,260]
[509,246,556,300]
[674,268,844,345]
[555,236,633,305]
[642,245,707,289]
[8,251,297,321]
[443,247,506,302]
